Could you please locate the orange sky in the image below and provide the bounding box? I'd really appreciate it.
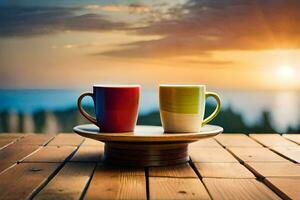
[0,0,300,90]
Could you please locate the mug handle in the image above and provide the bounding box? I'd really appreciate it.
[77,92,97,125]
[202,92,221,126]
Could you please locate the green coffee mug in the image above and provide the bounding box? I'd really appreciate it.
[159,85,221,133]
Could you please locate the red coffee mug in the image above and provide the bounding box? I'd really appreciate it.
[78,85,140,132]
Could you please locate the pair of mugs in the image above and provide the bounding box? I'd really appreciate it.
[78,85,221,133]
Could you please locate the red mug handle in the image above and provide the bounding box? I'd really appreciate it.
[77,92,97,125]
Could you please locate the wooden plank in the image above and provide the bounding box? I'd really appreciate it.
[189,138,222,148]
[82,138,104,146]
[283,134,300,145]
[0,133,24,139]
[149,163,198,178]
[264,177,300,200]
[34,162,96,200]
[250,134,298,147]
[47,134,84,146]
[0,162,16,174]
[194,163,255,178]
[0,162,61,199]
[149,161,210,199]
[245,162,300,178]
[21,146,76,163]
[271,146,300,163]
[0,144,40,173]
[149,177,211,200]
[0,134,25,150]
[215,134,262,147]
[189,147,238,163]
[15,134,54,146]
[228,147,288,162]
[84,164,146,200]
[0,139,15,149]
[203,178,280,200]
[70,146,104,162]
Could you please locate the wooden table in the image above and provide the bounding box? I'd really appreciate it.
[0,133,299,200]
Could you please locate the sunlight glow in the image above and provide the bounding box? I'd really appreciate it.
[276,65,295,80]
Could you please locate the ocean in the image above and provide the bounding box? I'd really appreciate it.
[0,89,299,132]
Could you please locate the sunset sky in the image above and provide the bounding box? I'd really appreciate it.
[0,0,300,90]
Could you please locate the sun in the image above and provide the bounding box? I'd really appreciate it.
[276,65,295,80]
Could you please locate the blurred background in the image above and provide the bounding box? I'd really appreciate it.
[0,0,299,134]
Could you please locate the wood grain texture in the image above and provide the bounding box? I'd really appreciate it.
[0,133,24,140]
[189,138,222,148]
[82,138,104,146]
[1,133,300,199]
[264,177,300,200]
[70,146,104,162]
[149,177,211,200]
[0,144,40,173]
[104,142,189,167]
[228,147,288,162]
[215,134,262,147]
[20,146,76,163]
[250,134,298,147]
[194,163,255,178]
[74,124,222,143]
[0,162,16,175]
[0,134,24,150]
[271,146,300,163]
[203,178,280,200]
[74,125,222,167]
[149,163,198,178]
[189,147,238,163]
[283,134,300,145]
[47,134,84,146]
[34,162,95,200]
[245,162,300,178]
[0,162,61,200]
[84,164,146,200]
[15,134,54,146]
[0,139,15,150]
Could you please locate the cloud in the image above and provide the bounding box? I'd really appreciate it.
[183,60,234,65]
[85,3,149,14]
[3,1,300,58]
[100,38,210,58]
[101,0,300,58]
[0,6,126,37]
[61,42,102,49]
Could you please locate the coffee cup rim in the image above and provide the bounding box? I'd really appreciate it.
[93,84,141,88]
[159,84,206,88]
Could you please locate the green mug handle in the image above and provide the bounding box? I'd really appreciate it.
[202,92,221,126]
